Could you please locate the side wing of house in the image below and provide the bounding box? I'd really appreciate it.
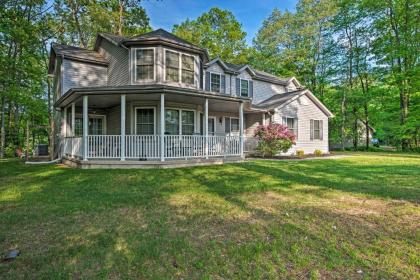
[272,93,330,154]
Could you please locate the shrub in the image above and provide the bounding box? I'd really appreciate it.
[254,123,296,157]
[296,150,304,157]
[314,149,322,156]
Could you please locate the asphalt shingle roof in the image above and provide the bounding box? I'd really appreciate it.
[51,43,108,65]
[255,89,307,108]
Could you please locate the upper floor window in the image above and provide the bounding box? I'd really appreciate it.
[210,73,221,93]
[240,79,249,97]
[136,49,154,81]
[165,50,196,85]
[166,50,179,82]
[181,54,194,85]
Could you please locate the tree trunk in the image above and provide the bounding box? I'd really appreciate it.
[340,91,346,151]
[118,0,124,35]
[0,97,5,158]
[25,119,29,161]
[353,107,358,150]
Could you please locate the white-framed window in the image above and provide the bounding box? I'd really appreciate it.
[282,116,298,139]
[165,49,196,86]
[224,117,239,135]
[135,107,156,135]
[74,115,106,136]
[181,54,195,85]
[135,48,155,81]
[240,79,249,97]
[310,119,323,140]
[210,73,221,93]
[165,108,195,135]
[165,50,180,83]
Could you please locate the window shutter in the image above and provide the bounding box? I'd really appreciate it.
[236,78,240,96]
[221,75,226,94]
[310,119,314,140]
[320,120,323,140]
[294,119,298,140]
[205,71,210,91]
[225,117,230,133]
[249,80,253,98]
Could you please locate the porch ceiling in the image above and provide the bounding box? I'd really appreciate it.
[62,85,253,113]
[55,85,251,112]
[72,93,244,113]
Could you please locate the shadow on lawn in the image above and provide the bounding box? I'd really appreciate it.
[1,159,419,278]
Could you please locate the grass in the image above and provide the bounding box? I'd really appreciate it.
[0,153,419,279]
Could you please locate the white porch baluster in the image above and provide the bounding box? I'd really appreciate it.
[160,94,165,161]
[71,102,75,157]
[239,102,244,158]
[83,95,88,161]
[120,94,126,161]
[204,98,208,159]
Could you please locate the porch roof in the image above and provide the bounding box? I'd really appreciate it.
[56,84,252,112]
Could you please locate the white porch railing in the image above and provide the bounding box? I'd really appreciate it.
[64,135,241,160]
[126,135,160,159]
[88,135,121,159]
[62,137,83,158]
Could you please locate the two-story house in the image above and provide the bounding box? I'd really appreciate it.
[48,29,333,168]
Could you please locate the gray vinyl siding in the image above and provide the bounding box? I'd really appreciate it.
[53,58,62,100]
[62,59,107,94]
[252,80,286,104]
[273,94,329,154]
[98,39,129,86]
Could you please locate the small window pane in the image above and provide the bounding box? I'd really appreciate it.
[210,73,221,93]
[165,109,179,135]
[240,79,249,97]
[313,120,321,140]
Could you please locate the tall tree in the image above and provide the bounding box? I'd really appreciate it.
[54,0,151,48]
[172,8,248,64]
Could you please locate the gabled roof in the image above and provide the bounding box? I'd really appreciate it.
[205,59,293,86]
[254,89,334,118]
[48,43,108,74]
[128,29,196,47]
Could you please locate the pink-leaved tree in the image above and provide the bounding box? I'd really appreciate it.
[254,124,296,157]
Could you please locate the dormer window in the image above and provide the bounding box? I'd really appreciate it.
[210,73,221,93]
[135,48,154,81]
[165,50,195,86]
[240,79,249,97]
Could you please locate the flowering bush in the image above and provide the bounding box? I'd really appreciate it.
[254,124,296,157]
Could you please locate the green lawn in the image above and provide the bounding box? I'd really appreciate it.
[0,153,419,279]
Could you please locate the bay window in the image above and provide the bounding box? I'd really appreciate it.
[165,51,180,82]
[181,54,195,85]
[135,49,154,81]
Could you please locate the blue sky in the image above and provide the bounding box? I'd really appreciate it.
[142,0,297,45]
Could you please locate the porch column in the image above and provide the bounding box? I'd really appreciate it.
[83,95,88,161]
[239,102,244,158]
[120,94,126,161]
[262,113,265,126]
[71,102,75,157]
[63,107,67,137]
[204,98,208,159]
[160,94,165,161]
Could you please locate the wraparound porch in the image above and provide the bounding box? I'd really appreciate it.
[58,86,252,163]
